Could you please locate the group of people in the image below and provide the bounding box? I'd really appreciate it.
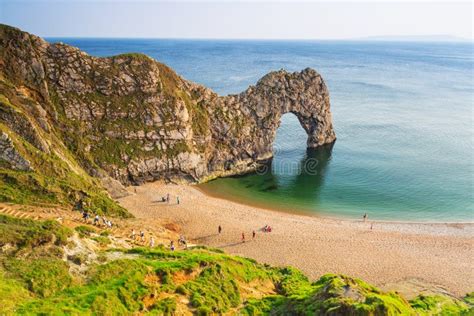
[167,236,187,251]
[130,229,187,251]
[168,235,187,250]
[240,231,257,243]
[159,193,180,205]
[82,211,114,228]
[218,225,265,243]
[130,229,147,242]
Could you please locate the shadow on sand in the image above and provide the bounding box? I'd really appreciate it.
[192,233,219,242]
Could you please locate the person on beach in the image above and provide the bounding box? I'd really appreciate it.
[218,225,222,234]
[252,230,256,239]
[93,214,100,226]
[166,193,170,204]
[150,237,155,248]
[179,236,187,249]
[242,232,245,243]
[177,196,180,205]
[131,229,136,240]
[82,211,89,223]
[363,213,368,222]
[370,223,373,230]
[170,240,175,251]
[140,231,145,242]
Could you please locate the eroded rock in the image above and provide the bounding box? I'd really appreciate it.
[0,132,32,171]
[0,24,336,185]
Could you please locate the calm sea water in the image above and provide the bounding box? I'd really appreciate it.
[50,38,474,221]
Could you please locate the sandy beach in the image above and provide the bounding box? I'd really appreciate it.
[118,182,474,298]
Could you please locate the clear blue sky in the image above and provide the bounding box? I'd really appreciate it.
[0,0,472,39]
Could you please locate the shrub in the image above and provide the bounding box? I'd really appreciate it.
[150,297,177,315]
[75,225,95,237]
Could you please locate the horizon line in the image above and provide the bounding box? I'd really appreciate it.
[43,36,474,43]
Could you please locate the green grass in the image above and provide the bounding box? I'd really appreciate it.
[0,214,71,250]
[2,257,72,298]
[242,273,417,315]
[0,215,472,315]
[75,225,96,237]
[410,294,472,315]
[91,236,111,246]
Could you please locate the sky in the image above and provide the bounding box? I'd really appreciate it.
[0,0,472,40]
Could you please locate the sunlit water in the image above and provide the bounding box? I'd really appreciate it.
[52,38,474,221]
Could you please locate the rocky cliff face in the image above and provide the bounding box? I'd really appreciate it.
[0,24,335,194]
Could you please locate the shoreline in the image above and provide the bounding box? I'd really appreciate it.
[118,181,474,297]
[197,184,474,226]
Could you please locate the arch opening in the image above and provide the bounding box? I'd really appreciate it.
[273,112,308,159]
[255,111,334,201]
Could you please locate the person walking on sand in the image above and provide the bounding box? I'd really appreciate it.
[363,213,368,222]
[177,196,180,205]
[170,240,175,251]
[252,230,256,239]
[241,232,245,243]
[218,225,222,234]
[131,229,136,240]
[149,236,155,248]
[140,230,145,242]
[166,193,170,204]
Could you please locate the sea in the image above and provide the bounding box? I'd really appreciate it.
[49,38,474,222]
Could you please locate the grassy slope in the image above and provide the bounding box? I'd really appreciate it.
[0,80,129,217]
[0,214,472,315]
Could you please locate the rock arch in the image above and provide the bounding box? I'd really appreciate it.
[208,68,337,178]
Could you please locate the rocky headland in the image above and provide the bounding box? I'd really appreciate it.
[0,23,335,193]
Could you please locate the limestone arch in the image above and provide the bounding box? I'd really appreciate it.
[237,68,336,159]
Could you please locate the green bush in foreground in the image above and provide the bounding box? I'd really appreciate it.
[0,214,71,250]
[0,214,472,315]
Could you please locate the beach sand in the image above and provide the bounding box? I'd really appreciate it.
[118,182,474,297]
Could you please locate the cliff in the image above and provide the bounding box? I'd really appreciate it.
[0,24,335,212]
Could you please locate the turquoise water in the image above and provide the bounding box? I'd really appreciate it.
[51,38,474,221]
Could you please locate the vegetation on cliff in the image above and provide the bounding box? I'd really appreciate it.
[0,25,129,216]
[0,23,336,193]
[0,214,472,315]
